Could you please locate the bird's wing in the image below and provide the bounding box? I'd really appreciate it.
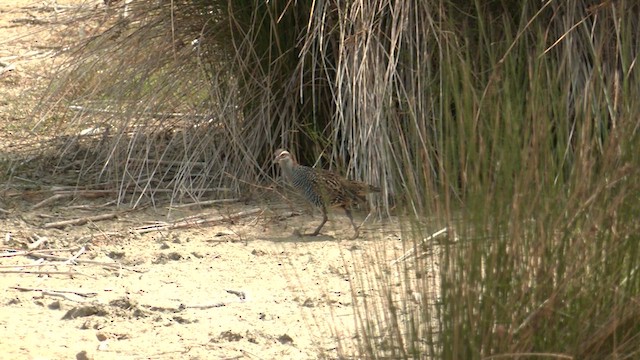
[316,169,367,205]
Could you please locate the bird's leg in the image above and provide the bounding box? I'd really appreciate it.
[344,207,360,239]
[307,205,328,236]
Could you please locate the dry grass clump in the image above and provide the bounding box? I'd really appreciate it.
[17,1,258,205]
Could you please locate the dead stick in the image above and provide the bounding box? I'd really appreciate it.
[65,246,86,265]
[390,227,448,265]
[28,253,144,272]
[0,270,87,276]
[134,208,261,234]
[0,248,82,258]
[11,286,98,297]
[32,193,73,210]
[27,235,48,250]
[225,289,247,301]
[181,302,227,309]
[43,213,117,229]
[38,291,88,302]
[170,198,240,209]
[0,263,60,268]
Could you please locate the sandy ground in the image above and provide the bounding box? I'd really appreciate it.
[0,2,416,359]
[0,200,404,360]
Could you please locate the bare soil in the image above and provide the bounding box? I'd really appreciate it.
[0,2,405,359]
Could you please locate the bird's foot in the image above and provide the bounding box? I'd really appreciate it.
[303,231,322,237]
[293,229,324,237]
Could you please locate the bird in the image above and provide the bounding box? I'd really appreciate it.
[273,148,380,239]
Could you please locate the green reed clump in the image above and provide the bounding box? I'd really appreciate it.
[323,1,640,358]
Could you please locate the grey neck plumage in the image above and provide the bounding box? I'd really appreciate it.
[279,159,295,182]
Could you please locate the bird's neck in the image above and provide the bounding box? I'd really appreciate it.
[280,159,296,181]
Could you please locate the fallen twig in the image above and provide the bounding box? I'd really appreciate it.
[0,247,82,258]
[64,246,86,265]
[11,286,98,298]
[32,193,73,210]
[0,263,54,269]
[32,189,119,210]
[28,253,145,272]
[43,213,118,229]
[0,270,88,277]
[170,198,240,209]
[133,208,262,234]
[67,200,117,210]
[225,289,247,301]
[0,61,15,75]
[76,231,120,244]
[27,235,47,250]
[391,227,449,265]
[36,291,89,302]
[180,302,227,309]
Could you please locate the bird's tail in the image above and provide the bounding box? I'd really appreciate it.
[350,182,381,202]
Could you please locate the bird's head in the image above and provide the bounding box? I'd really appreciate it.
[274,149,295,167]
